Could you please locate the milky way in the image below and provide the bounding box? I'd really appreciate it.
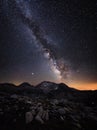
[0,0,97,89]
[13,0,71,81]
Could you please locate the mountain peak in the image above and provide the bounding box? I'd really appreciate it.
[19,82,32,87]
[36,81,58,93]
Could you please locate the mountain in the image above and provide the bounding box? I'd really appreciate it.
[36,81,59,93]
[19,82,33,88]
[0,81,97,130]
[0,83,17,93]
[18,82,34,93]
[0,81,97,106]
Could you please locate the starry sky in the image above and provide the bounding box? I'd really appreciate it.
[0,0,97,90]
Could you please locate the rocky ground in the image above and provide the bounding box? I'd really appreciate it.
[0,93,97,130]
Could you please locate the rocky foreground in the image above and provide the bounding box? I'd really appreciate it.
[0,82,97,130]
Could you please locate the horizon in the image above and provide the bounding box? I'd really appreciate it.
[0,80,97,91]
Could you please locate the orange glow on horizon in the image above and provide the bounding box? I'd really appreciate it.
[68,83,97,90]
[13,80,97,90]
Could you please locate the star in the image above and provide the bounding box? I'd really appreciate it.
[32,73,34,76]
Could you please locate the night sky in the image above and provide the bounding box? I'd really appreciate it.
[0,0,97,90]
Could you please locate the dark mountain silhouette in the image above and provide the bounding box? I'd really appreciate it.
[0,81,97,106]
[19,82,33,88]
[0,83,17,93]
[0,81,97,130]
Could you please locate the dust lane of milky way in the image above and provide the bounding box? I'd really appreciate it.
[0,0,97,90]
[14,0,71,81]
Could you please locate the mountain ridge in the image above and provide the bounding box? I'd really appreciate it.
[0,81,97,130]
[0,81,97,107]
